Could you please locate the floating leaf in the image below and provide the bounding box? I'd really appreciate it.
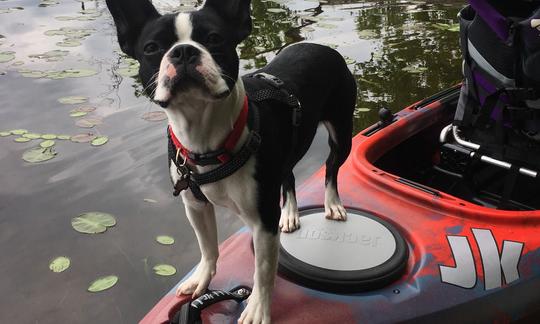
[29,50,69,62]
[267,8,286,13]
[156,235,175,245]
[153,264,177,276]
[402,66,428,74]
[117,67,138,77]
[142,111,167,122]
[22,147,57,163]
[22,133,41,139]
[0,51,15,63]
[41,134,57,140]
[433,23,460,32]
[71,212,116,234]
[88,275,118,292]
[356,108,371,112]
[56,40,81,47]
[59,69,98,78]
[143,198,158,203]
[49,256,70,273]
[71,133,96,143]
[0,131,10,137]
[40,140,55,148]
[357,29,378,39]
[91,136,108,146]
[57,135,71,140]
[58,96,88,105]
[14,137,31,143]
[19,70,46,78]
[11,129,27,135]
[76,117,103,128]
[70,111,87,117]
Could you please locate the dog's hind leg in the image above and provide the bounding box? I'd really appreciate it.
[176,201,219,298]
[279,173,300,232]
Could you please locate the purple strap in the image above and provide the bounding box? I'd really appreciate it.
[469,0,510,41]
[472,71,510,124]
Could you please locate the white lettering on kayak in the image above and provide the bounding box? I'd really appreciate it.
[439,228,524,290]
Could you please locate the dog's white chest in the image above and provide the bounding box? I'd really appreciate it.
[170,157,258,215]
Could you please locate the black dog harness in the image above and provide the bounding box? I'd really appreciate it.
[167,73,302,202]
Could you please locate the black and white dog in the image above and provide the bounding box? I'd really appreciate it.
[106,0,356,322]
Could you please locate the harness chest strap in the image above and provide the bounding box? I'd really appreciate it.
[168,98,261,202]
[169,96,249,166]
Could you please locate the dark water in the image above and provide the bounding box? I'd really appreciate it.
[0,0,463,323]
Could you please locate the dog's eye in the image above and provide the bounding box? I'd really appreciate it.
[143,42,160,55]
[206,33,224,45]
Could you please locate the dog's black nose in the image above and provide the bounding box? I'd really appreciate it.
[169,44,200,65]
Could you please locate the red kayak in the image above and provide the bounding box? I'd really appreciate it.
[141,85,540,323]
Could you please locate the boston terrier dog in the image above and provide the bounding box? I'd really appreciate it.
[106,0,356,322]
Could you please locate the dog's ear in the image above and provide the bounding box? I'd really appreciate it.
[203,0,252,43]
[105,0,160,58]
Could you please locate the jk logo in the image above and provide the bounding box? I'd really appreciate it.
[439,229,524,290]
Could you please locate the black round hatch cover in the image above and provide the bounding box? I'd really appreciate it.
[278,208,408,293]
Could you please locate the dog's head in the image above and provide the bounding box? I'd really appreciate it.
[106,0,252,107]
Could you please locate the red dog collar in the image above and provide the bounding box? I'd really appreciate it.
[168,96,249,165]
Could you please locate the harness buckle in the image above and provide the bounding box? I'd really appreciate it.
[254,72,284,88]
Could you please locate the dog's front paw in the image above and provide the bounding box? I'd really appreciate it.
[238,293,271,324]
[176,261,216,298]
[279,205,300,233]
[324,190,347,221]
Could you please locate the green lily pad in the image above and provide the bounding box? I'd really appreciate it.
[143,198,158,203]
[14,137,31,143]
[156,235,175,245]
[58,96,88,105]
[22,147,57,163]
[49,256,70,273]
[357,29,378,39]
[88,275,118,292]
[19,70,46,78]
[29,50,69,62]
[402,66,428,74]
[41,134,57,140]
[11,129,27,135]
[153,264,177,276]
[71,133,96,143]
[71,212,116,234]
[142,111,167,122]
[433,23,460,32]
[0,131,11,137]
[118,67,138,77]
[57,135,71,140]
[70,111,87,117]
[22,133,41,139]
[58,69,98,78]
[91,136,108,146]
[40,140,55,148]
[356,108,371,112]
[56,40,81,47]
[267,8,286,13]
[0,51,15,63]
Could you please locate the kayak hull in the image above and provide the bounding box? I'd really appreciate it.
[141,87,540,323]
